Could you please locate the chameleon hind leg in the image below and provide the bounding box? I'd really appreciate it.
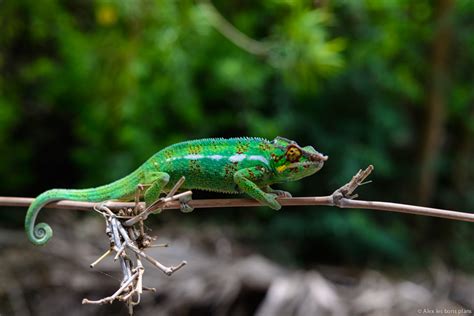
[233,167,281,210]
[143,172,193,213]
[143,172,170,210]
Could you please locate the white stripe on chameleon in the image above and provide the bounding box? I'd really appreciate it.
[229,154,246,163]
[248,155,269,166]
[165,154,215,162]
[165,153,269,166]
[184,154,204,159]
[209,155,224,160]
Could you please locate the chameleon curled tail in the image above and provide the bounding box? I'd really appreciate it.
[25,187,129,245]
[25,169,141,246]
[25,172,142,245]
[25,189,69,245]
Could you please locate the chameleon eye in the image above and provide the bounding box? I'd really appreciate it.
[285,145,302,162]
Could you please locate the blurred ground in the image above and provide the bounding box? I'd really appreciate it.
[1,215,473,316]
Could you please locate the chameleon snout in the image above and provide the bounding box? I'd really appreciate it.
[310,152,328,162]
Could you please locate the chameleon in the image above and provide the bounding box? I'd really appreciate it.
[25,136,328,245]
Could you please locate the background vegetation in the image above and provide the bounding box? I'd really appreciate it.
[1,0,474,271]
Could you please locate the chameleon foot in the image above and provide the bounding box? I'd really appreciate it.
[179,195,194,213]
[265,193,282,210]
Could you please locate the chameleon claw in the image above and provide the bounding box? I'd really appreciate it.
[179,195,194,213]
[265,193,282,210]
[272,190,292,198]
[180,202,194,213]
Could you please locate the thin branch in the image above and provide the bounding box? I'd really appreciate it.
[0,195,336,210]
[2,196,474,222]
[2,172,474,223]
[198,0,271,56]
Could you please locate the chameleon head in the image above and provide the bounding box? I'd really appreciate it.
[270,136,328,182]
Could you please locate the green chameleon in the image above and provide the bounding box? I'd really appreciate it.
[25,136,327,245]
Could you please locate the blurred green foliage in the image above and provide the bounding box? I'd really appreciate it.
[1,0,474,271]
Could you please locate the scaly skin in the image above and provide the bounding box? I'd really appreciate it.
[25,136,328,245]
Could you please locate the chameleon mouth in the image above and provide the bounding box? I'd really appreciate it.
[288,160,325,169]
[276,159,326,173]
[286,152,328,169]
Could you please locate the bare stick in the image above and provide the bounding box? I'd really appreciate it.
[90,249,112,268]
[109,218,131,282]
[116,218,187,275]
[82,272,139,305]
[135,256,144,296]
[148,243,169,248]
[113,243,127,261]
[123,191,192,227]
[127,245,187,276]
[3,164,474,223]
[332,165,374,200]
[165,176,186,198]
[3,196,474,224]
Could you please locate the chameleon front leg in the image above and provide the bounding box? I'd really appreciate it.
[233,167,281,210]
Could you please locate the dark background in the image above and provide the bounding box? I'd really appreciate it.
[1,0,474,315]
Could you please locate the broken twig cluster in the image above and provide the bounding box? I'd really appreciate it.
[81,177,189,314]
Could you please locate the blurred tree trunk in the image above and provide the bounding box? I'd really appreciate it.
[451,109,474,202]
[417,0,454,205]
